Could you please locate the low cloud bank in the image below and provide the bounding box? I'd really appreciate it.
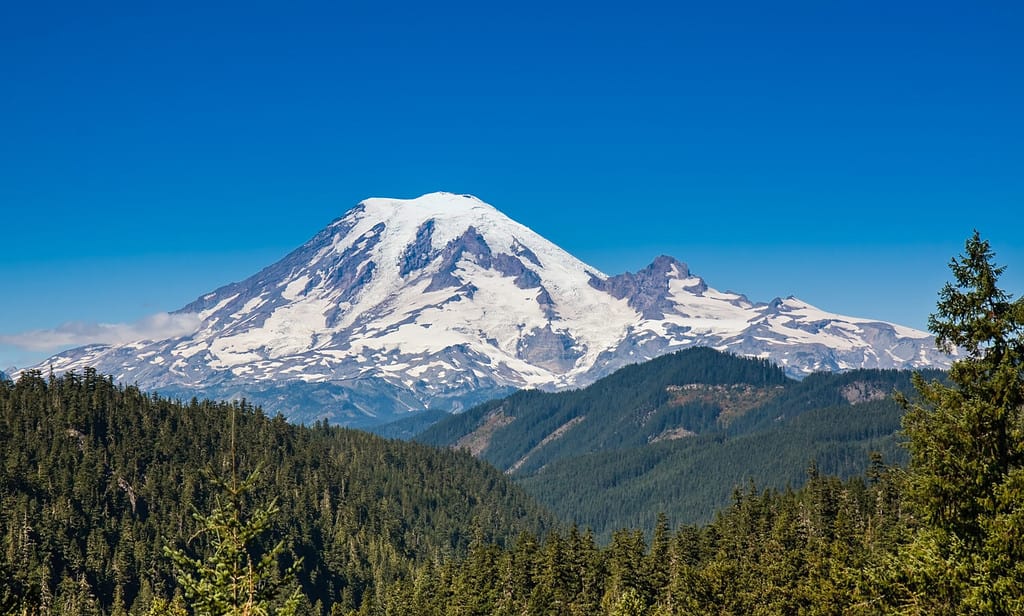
[0,312,202,352]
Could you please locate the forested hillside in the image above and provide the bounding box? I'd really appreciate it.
[417,348,789,473]
[0,369,552,614]
[521,396,909,534]
[367,465,913,615]
[420,348,942,534]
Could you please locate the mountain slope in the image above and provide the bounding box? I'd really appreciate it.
[32,192,952,426]
[417,348,790,474]
[417,348,926,475]
[419,348,940,534]
[520,397,907,534]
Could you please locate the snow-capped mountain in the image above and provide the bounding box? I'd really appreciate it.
[32,192,953,426]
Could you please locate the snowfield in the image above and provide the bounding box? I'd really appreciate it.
[28,192,954,426]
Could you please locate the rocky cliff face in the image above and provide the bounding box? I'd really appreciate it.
[32,192,953,426]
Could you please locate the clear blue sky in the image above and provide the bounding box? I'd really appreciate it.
[2,0,1022,371]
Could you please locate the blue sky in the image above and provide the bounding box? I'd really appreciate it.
[1,0,1022,371]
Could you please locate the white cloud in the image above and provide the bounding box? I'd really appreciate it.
[0,313,202,352]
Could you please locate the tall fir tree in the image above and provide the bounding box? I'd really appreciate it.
[163,411,305,616]
[891,231,1024,614]
[163,466,305,616]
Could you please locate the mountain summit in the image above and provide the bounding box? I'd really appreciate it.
[35,192,952,425]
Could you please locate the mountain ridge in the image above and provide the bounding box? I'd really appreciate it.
[414,347,938,533]
[29,192,953,426]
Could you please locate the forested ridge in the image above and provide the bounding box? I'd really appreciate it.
[520,396,910,535]
[368,463,912,615]
[419,348,943,535]
[417,347,790,471]
[0,369,552,614]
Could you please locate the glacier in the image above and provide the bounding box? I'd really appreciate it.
[28,192,953,426]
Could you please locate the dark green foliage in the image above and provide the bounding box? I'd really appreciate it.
[163,463,304,615]
[422,346,933,536]
[882,231,1024,614]
[418,348,788,474]
[0,369,552,614]
[368,465,914,615]
[907,231,1024,540]
[521,396,911,537]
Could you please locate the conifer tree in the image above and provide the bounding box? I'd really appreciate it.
[163,412,305,616]
[163,467,304,616]
[893,231,1024,613]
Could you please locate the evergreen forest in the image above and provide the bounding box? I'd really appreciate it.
[419,349,943,535]
[0,370,551,614]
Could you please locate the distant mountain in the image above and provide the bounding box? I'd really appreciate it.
[419,347,940,533]
[31,192,952,426]
[366,408,452,441]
